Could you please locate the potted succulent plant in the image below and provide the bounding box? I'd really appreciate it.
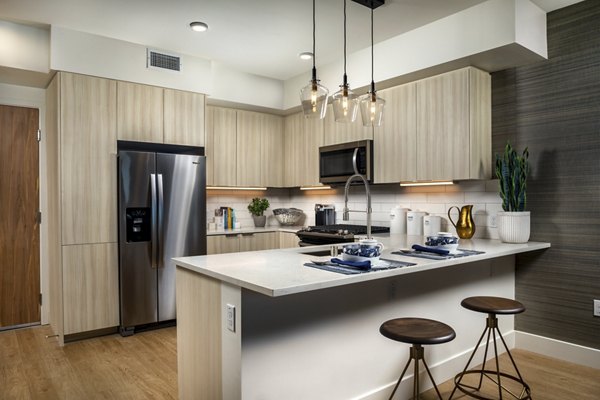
[248,197,270,227]
[495,142,531,243]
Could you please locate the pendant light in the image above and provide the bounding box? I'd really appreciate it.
[332,0,359,123]
[300,0,329,119]
[359,3,385,127]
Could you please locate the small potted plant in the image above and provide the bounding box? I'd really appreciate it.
[495,142,530,243]
[248,198,270,227]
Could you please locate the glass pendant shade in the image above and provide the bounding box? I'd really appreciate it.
[332,81,359,123]
[360,90,385,127]
[300,78,329,119]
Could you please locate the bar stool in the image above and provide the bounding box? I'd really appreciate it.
[380,317,456,400]
[450,296,531,399]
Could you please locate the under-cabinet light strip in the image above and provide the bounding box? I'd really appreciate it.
[300,185,332,190]
[399,181,454,187]
[206,186,267,191]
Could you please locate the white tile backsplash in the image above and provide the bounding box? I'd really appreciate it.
[206,181,503,238]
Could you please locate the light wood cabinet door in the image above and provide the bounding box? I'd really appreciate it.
[164,89,205,146]
[236,110,262,186]
[209,107,237,186]
[374,83,417,183]
[207,235,240,255]
[60,72,117,245]
[261,114,284,187]
[416,67,491,180]
[116,81,163,143]
[62,243,119,335]
[283,113,302,187]
[323,105,373,146]
[239,232,279,252]
[284,112,323,187]
[279,232,300,248]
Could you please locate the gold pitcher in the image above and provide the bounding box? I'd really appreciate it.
[448,205,475,239]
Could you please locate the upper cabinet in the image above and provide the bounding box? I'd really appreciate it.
[164,89,205,146]
[60,72,117,245]
[116,83,205,147]
[116,81,163,143]
[206,106,237,187]
[206,106,284,188]
[374,83,417,183]
[416,67,491,181]
[283,112,323,187]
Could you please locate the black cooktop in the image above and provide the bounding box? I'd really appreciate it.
[303,224,390,235]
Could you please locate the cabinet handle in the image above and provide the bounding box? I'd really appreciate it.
[225,234,238,238]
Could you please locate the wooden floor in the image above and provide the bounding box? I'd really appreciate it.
[0,325,177,399]
[1,325,599,399]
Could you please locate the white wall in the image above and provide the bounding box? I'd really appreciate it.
[206,181,503,239]
[0,82,48,325]
[0,20,49,73]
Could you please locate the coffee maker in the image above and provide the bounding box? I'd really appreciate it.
[315,204,335,226]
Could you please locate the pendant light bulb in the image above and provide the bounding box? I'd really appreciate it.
[332,0,358,123]
[359,6,385,127]
[300,0,328,119]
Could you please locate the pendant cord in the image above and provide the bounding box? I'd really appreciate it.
[371,6,374,85]
[343,0,347,76]
[312,0,316,70]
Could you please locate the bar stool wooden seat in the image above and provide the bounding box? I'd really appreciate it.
[380,317,456,400]
[450,296,531,400]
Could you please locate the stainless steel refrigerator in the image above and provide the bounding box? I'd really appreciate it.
[117,150,206,336]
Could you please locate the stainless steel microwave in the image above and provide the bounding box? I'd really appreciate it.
[319,140,373,184]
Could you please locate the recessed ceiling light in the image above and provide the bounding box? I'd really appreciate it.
[189,21,209,32]
[299,52,313,60]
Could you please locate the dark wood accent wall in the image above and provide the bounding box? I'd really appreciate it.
[491,0,600,349]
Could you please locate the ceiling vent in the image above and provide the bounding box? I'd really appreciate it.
[146,48,181,72]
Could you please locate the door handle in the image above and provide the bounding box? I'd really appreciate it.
[157,174,164,269]
[150,174,158,269]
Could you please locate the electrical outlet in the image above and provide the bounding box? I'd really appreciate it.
[594,300,600,317]
[490,215,497,228]
[226,304,236,332]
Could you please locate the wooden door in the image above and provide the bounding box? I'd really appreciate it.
[211,107,237,186]
[0,104,40,328]
[116,81,163,143]
[261,114,284,187]
[236,110,262,186]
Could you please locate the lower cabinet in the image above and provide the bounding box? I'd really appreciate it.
[207,231,295,254]
[279,232,300,248]
[62,243,119,335]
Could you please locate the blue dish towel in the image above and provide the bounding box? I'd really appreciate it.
[330,258,372,270]
[411,244,450,255]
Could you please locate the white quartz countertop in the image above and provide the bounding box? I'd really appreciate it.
[207,226,303,236]
[174,235,550,297]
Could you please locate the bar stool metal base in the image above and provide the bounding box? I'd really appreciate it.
[388,344,444,400]
[449,314,531,400]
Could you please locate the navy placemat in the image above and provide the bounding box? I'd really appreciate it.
[304,259,416,275]
[391,249,485,260]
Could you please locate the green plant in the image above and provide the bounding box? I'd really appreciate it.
[247,198,270,216]
[495,142,530,212]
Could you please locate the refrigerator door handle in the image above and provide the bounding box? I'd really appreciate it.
[150,173,158,269]
[157,173,165,269]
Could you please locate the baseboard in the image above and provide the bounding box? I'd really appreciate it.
[515,331,600,370]
[354,331,515,400]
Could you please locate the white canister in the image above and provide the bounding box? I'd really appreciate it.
[390,207,410,234]
[423,215,442,236]
[407,211,427,235]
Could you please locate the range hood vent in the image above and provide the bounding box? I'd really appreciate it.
[146,49,181,72]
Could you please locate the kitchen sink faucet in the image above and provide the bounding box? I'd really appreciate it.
[343,173,372,239]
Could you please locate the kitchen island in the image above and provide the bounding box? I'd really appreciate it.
[174,236,549,400]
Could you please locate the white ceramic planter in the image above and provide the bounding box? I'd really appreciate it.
[497,211,530,243]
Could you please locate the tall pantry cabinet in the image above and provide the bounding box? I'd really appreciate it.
[46,72,206,344]
[46,72,119,344]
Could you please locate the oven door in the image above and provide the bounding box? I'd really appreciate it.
[319,140,372,184]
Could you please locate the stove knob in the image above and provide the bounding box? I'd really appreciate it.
[342,230,349,235]
[337,229,344,235]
